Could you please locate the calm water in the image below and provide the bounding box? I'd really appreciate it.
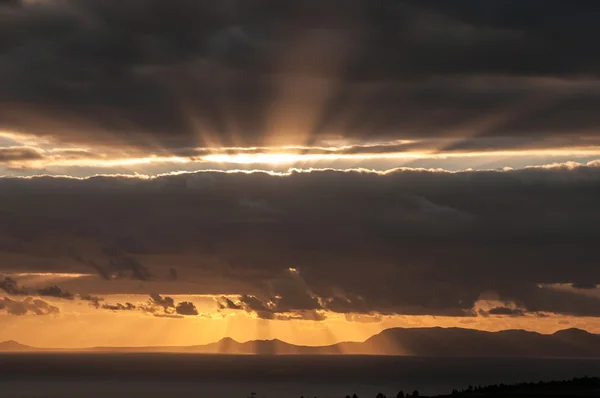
[1,354,599,397]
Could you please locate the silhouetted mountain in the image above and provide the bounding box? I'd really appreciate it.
[361,327,600,357]
[0,340,36,352]
[182,327,600,357]
[4,327,600,357]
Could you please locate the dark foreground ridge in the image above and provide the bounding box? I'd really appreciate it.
[2,327,600,357]
[254,377,600,398]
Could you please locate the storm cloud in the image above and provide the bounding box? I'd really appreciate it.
[1,164,599,318]
[1,0,600,154]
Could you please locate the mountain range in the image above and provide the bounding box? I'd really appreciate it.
[2,327,599,357]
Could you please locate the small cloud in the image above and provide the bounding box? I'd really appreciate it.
[175,301,198,316]
[79,294,104,308]
[37,285,74,300]
[0,277,28,295]
[0,296,59,316]
[99,294,200,317]
[486,307,527,317]
[149,293,175,309]
[344,313,383,323]
[154,313,184,319]
[217,296,243,310]
[277,310,327,321]
[102,302,136,311]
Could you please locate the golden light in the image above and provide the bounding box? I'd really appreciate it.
[8,272,93,278]
[202,151,421,164]
[202,147,600,166]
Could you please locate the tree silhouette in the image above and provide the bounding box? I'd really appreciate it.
[397,391,405,398]
[412,390,419,397]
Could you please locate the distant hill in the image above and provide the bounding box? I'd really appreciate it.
[361,327,600,357]
[0,340,36,352]
[4,327,600,357]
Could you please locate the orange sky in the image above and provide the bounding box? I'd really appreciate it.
[2,292,599,349]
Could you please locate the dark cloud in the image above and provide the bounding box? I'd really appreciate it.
[1,1,600,151]
[102,302,136,311]
[277,310,327,321]
[68,248,151,281]
[107,255,152,281]
[217,297,243,310]
[154,313,184,319]
[237,295,273,319]
[103,294,200,317]
[571,282,597,290]
[148,293,175,310]
[1,165,600,317]
[485,307,527,317]
[0,296,59,316]
[501,285,600,317]
[344,313,383,323]
[175,301,198,316]
[36,285,74,300]
[220,268,326,319]
[218,294,325,321]
[79,293,103,308]
[0,146,100,167]
[1,277,78,302]
[0,277,27,295]
[0,147,44,163]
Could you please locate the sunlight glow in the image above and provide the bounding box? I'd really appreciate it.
[4,126,600,172]
[202,148,600,165]
[203,152,421,164]
[7,272,94,278]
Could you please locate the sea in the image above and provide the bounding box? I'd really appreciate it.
[1,354,599,398]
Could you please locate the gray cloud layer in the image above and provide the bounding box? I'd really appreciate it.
[1,165,600,317]
[1,1,600,152]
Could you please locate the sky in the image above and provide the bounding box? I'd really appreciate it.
[1,0,600,349]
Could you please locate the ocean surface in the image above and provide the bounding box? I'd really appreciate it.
[1,354,599,398]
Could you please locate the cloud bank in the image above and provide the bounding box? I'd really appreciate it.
[0,164,599,319]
